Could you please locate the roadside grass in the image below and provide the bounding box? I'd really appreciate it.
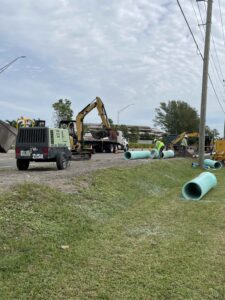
[0,159,225,299]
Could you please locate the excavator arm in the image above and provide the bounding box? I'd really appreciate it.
[171,132,199,146]
[76,96,111,143]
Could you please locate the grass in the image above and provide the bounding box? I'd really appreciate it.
[0,159,225,299]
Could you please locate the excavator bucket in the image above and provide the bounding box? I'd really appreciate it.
[0,121,18,153]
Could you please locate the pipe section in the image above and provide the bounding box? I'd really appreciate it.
[150,149,159,159]
[124,150,151,160]
[162,150,175,159]
[204,159,222,169]
[182,172,217,201]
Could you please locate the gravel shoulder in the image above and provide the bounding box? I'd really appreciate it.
[0,151,155,193]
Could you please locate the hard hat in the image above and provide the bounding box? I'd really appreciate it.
[184,135,188,138]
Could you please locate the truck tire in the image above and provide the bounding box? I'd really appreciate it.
[17,159,30,170]
[106,144,114,153]
[56,153,68,170]
[113,145,118,153]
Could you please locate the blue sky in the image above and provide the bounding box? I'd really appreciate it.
[1,0,225,134]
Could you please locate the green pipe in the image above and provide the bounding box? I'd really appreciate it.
[204,159,222,169]
[150,148,159,159]
[182,172,217,201]
[162,150,175,159]
[124,150,151,160]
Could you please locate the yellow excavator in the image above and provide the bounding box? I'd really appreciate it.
[59,96,128,154]
[167,131,213,156]
[59,96,110,150]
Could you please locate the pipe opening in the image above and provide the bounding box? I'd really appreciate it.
[183,182,202,200]
[214,162,222,169]
[124,151,131,159]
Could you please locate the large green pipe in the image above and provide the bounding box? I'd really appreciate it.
[124,150,151,160]
[150,148,159,159]
[182,172,217,201]
[162,150,175,159]
[204,159,222,169]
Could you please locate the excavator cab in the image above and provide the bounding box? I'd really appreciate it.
[59,120,78,150]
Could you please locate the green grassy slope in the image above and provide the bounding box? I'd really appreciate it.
[0,159,225,299]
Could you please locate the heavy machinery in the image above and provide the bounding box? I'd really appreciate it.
[166,132,212,156]
[212,139,225,162]
[60,96,128,153]
[0,117,46,154]
[16,117,46,128]
[15,127,72,170]
[0,121,18,153]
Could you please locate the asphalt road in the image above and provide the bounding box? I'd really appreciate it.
[0,150,154,193]
[0,151,16,169]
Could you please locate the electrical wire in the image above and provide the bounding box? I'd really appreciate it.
[189,0,225,102]
[177,0,225,114]
[218,0,225,49]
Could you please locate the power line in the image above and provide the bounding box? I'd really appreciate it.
[218,0,225,49]
[177,0,225,114]
[196,0,225,103]
[202,1,225,82]
[190,0,225,102]
[177,0,203,59]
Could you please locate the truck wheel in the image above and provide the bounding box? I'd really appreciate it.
[106,144,114,153]
[17,159,30,170]
[124,145,129,152]
[113,145,118,153]
[56,153,68,170]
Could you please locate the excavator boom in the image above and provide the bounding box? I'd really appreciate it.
[76,96,111,143]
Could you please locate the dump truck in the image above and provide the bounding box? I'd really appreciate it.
[0,121,18,153]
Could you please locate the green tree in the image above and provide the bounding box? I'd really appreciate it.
[154,100,199,133]
[118,124,129,139]
[6,119,17,128]
[205,125,220,138]
[52,99,73,126]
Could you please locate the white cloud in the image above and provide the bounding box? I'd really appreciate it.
[0,0,225,133]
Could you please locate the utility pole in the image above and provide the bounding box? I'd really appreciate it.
[198,0,213,168]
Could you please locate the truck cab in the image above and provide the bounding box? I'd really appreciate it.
[116,130,129,152]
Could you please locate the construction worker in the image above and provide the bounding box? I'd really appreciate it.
[181,135,188,156]
[154,138,165,158]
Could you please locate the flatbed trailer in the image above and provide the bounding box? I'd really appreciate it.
[84,138,124,153]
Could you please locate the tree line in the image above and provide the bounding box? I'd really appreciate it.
[3,99,220,142]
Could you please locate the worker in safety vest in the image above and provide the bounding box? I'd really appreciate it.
[154,138,165,158]
[180,135,188,156]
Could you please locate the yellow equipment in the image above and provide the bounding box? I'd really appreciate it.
[16,117,46,128]
[170,132,199,147]
[16,117,34,128]
[76,96,111,144]
[60,96,111,150]
[212,139,225,161]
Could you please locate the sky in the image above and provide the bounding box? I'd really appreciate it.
[1,0,225,135]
